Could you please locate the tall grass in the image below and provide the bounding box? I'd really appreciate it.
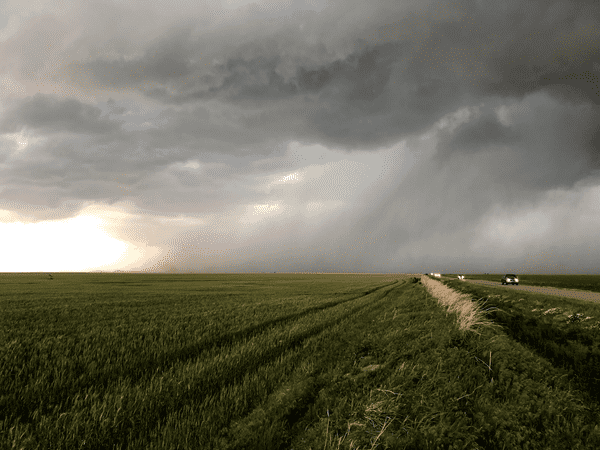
[421,275,499,335]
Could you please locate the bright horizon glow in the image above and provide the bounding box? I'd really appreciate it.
[0,214,131,272]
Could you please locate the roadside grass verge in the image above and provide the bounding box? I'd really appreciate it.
[442,278,600,404]
[420,276,500,336]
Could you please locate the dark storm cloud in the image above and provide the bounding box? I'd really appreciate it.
[434,96,600,191]
[4,0,599,172]
[2,0,600,273]
[0,94,123,135]
[66,0,598,154]
[439,111,520,155]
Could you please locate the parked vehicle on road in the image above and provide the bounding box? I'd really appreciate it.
[501,274,519,285]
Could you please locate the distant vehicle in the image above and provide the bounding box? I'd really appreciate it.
[501,274,519,285]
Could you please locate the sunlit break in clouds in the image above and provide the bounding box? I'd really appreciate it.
[0,213,129,272]
[0,0,599,274]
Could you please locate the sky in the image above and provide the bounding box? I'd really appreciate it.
[0,0,599,274]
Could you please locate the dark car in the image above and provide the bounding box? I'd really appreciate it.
[501,274,519,285]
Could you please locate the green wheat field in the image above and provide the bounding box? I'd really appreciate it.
[2,272,600,449]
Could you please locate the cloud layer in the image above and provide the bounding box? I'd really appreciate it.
[0,0,599,273]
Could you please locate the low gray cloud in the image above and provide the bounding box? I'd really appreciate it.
[106,98,127,115]
[434,96,600,192]
[0,94,123,134]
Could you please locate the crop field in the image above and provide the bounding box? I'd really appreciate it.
[2,273,600,449]
[445,274,600,293]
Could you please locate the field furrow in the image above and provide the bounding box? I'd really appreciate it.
[1,277,400,449]
[1,279,397,427]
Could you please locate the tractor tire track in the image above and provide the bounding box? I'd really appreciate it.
[119,282,401,449]
[21,282,402,449]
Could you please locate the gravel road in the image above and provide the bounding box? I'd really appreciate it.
[439,277,600,303]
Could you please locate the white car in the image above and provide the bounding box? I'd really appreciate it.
[501,274,519,285]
